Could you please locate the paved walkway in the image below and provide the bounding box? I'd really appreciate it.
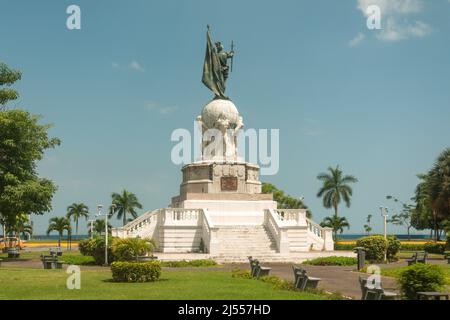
[223,262,397,299]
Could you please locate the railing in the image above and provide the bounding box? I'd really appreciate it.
[306,218,324,239]
[162,208,201,226]
[265,209,281,249]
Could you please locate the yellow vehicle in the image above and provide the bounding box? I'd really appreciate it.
[0,237,27,250]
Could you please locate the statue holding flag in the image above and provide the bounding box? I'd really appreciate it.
[202,26,235,100]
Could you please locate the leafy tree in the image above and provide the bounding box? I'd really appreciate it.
[363,214,372,235]
[88,219,112,236]
[110,190,143,226]
[0,65,60,233]
[413,148,450,241]
[66,203,89,235]
[47,217,71,247]
[262,183,311,218]
[320,215,350,240]
[316,165,358,216]
[0,62,21,109]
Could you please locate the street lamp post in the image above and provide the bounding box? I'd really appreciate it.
[88,219,95,239]
[380,206,389,262]
[97,204,109,265]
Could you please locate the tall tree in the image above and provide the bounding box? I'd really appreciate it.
[413,148,450,241]
[0,63,60,232]
[46,217,71,247]
[111,190,143,226]
[262,183,312,218]
[0,62,21,109]
[316,165,358,217]
[364,214,373,235]
[320,215,350,241]
[66,203,89,235]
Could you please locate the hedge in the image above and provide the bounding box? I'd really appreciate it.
[111,261,161,282]
[399,264,446,300]
[160,260,218,268]
[356,235,387,262]
[302,256,357,266]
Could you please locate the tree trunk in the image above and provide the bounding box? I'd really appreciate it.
[407,226,411,241]
[334,205,338,217]
[75,219,78,236]
[58,234,61,247]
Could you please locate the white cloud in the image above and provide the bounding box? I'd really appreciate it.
[357,0,422,16]
[349,32,366,47]
[356,0,431,42]
[146,102,177,115]
[376,18,431,41]
[129,61,145,72]
[112,61,145,72]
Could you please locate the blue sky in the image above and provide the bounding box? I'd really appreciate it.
[1,0,449,235]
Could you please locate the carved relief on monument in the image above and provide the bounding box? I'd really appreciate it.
[221,176,238,191]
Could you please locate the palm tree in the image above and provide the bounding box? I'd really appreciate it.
[111,190,143,226]
[6,213,32,241]
[320,215,350,240]
[47,217,71,247]
[316,165,358,216]
[88,219,112,236]
[66,203,89,235]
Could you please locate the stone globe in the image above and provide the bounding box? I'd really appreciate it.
[201,99,240,129]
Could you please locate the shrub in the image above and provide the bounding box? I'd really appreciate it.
[78,237,115,265]
[303,256,357,266]
[111,261,161,282]
[387,235,401,260]
[398,264,446,300]
[161,259,217,268]
[259,275,296,291]
[423,242,446,254]
[356,235,387,262]
[112,238,156,262]
[231,268,252,279]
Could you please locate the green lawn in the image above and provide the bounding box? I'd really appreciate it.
[0,267,328,300]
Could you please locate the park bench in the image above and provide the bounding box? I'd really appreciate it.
[359,276,398,300]
[417,292,449,300]
[247,257,271,278]
[407,251,428,266]
[444,252,450,264]
[6,247,20,259]
[40,254,64,269]
[50,247,63,256]
[136,255,158,262]
[292,265,321,291]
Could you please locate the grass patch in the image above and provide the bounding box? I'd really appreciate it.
[302,256,357,266]
[0,267,328,300]
[160,259,218,268]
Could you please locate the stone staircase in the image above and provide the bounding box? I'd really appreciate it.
[212,225,280,262]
